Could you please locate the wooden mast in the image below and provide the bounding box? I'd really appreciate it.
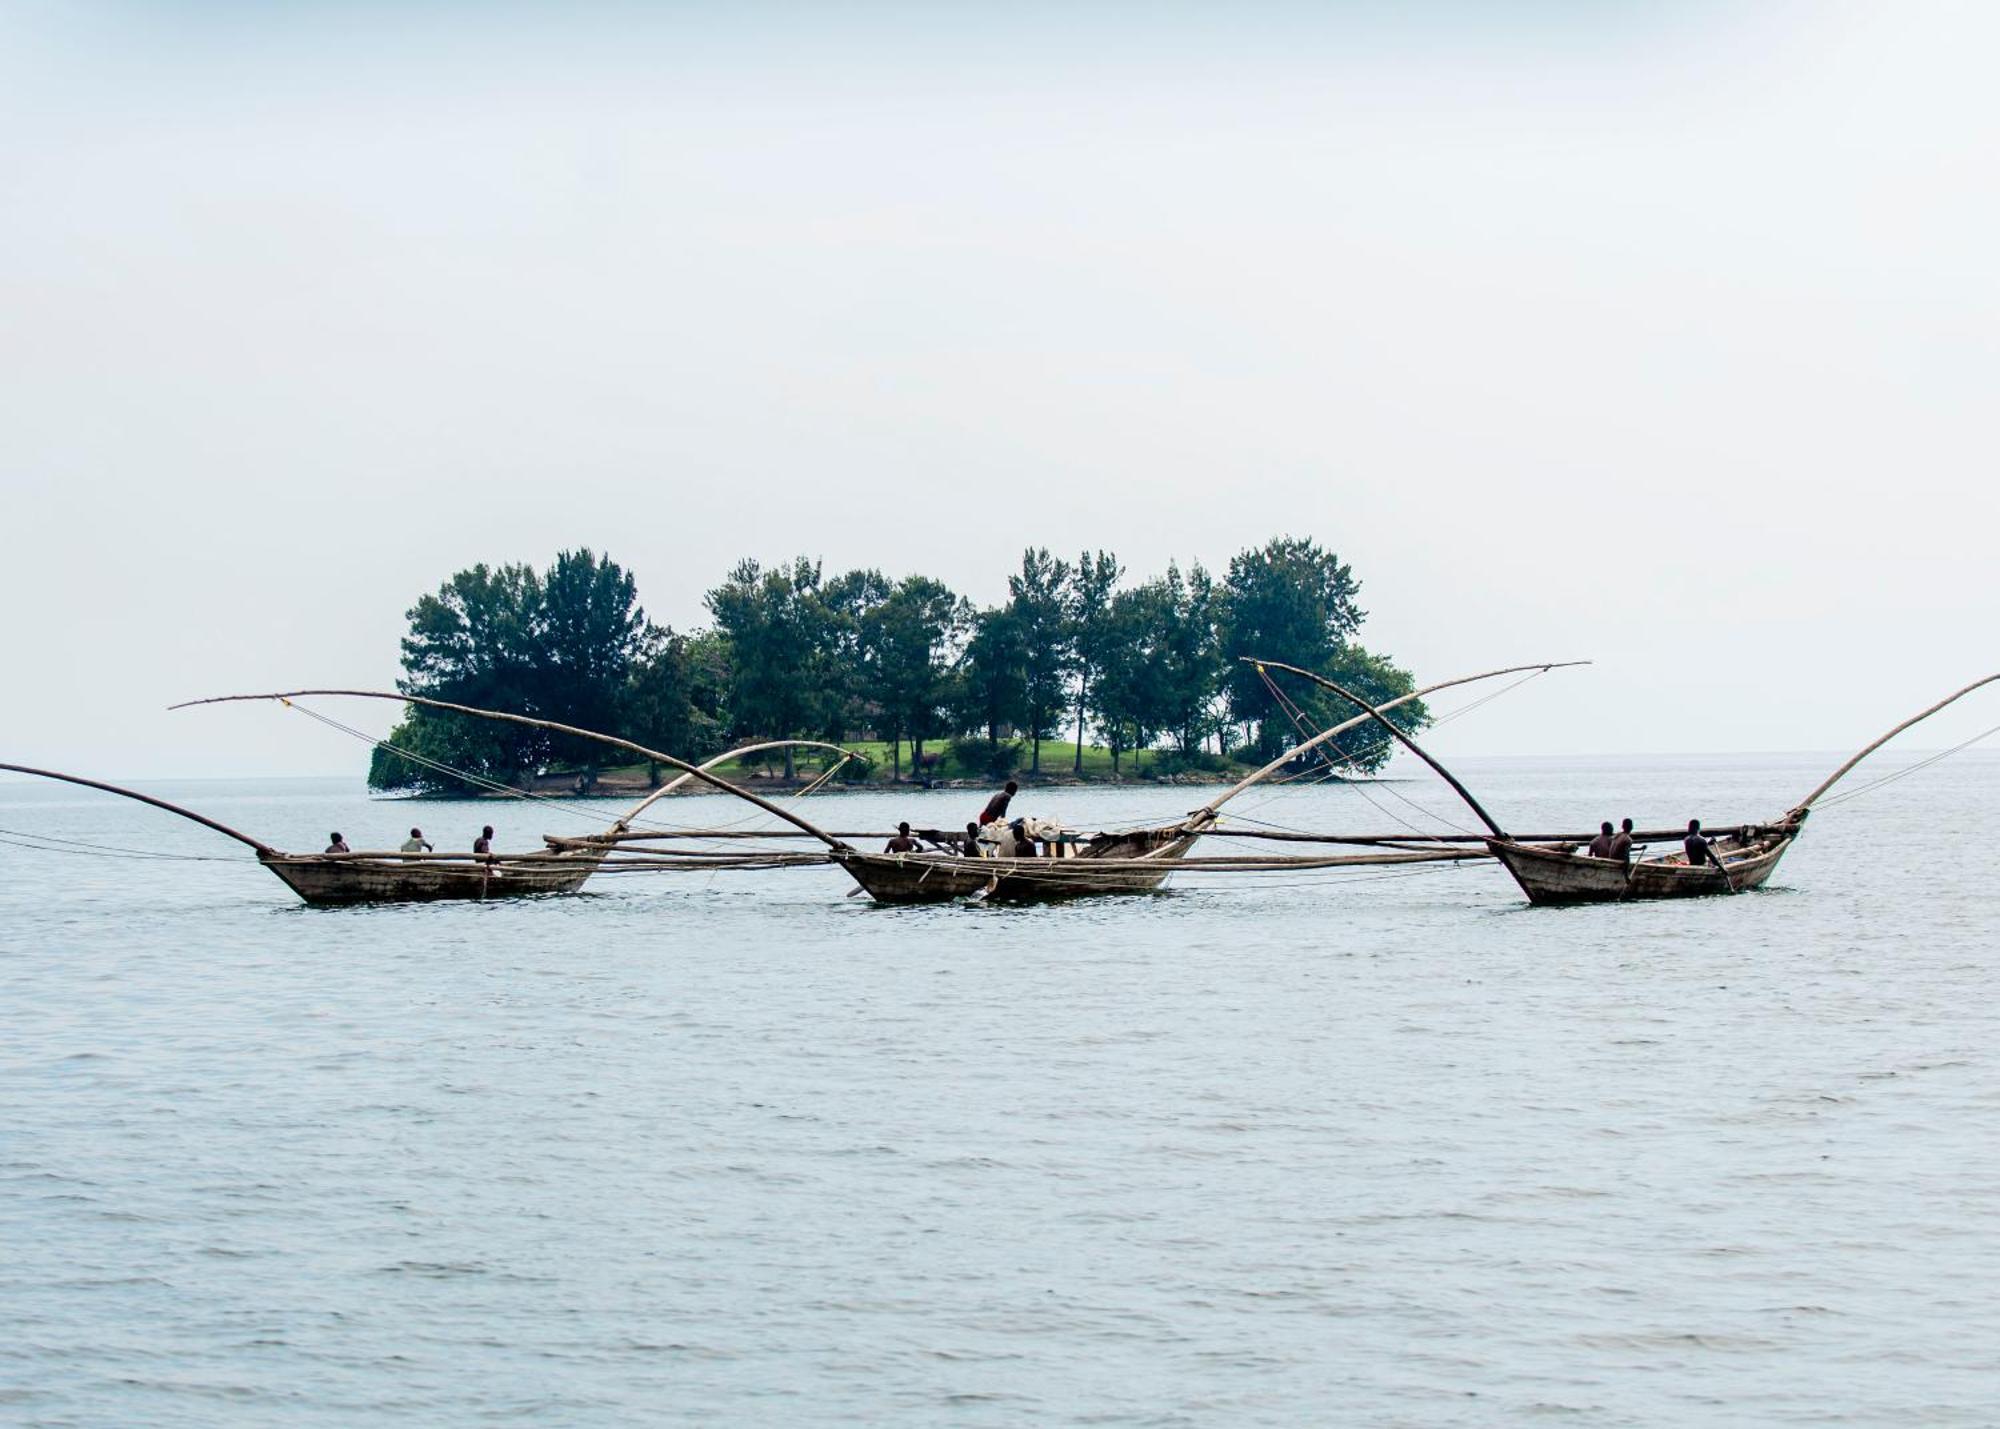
[1790,673,2000,815]
[0,763,279,857]
[1296,678,1512,840]
[170,690,854,850]
[1193,660,1582,823]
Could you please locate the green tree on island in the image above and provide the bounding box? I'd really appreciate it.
[1219,536,1424,771]
[955,605,1030,749]
[1006,547,1074,774]
[818,568,894,746]
[621,627,730,783]
[864,575,970,778]
[1089,587,1158,773]
[369,549,650,793]
[1066,550,1123,776]
[704,557,838,780]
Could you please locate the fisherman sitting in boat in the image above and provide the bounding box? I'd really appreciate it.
[1683,819,1715,866]
[885,821,920,854]
[961,822,984,857]
[325,832,350,854]
[474,825,494,855]
[1609,818,1635,865]
[401,827,433,854]
[1587,821,1616,858]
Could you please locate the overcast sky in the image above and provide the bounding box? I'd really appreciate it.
[3,1,1995,779]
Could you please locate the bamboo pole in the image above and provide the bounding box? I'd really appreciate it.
[1791,673,2000,814]
[169,690,853,850]
[835,847,1490,874]
[0,762,278,856]
[1193,660,1584,822]
[299,849,592,863]
[611,738,864,829]
[556,824,1728,847]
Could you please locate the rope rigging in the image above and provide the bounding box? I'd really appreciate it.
[0,829,241,863]
[1812,717,2000,809]
[1211,667,1553,838]
[281,699,643,828]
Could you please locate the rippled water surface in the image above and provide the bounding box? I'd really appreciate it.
[4,754,1998,1425]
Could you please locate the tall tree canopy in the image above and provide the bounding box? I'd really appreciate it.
[820,567,894,744]
[1007,547,1075,773]
[704,557,835,778]
[537,549,648,747]
[956,605,1029,747]
[1066,550,1123,775]
[369,535,1426,791]
[1221,536,1367,758]
[621,626,730,781]
[1145,562,1227,756]
[370,550,648,792]
[865,575,971,775]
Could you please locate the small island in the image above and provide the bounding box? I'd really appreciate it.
[369,537,1430,796]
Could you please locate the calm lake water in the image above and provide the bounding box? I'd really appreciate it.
[3,753,1997,1425]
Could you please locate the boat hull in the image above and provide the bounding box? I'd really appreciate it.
[833,829,1196,904]
[260,852,604,906]
[1486,835,1792,906]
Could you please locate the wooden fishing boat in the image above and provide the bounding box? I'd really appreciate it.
[2,735,858,907]
[0,763,593,906]
[829,826,1197,904]
[1287,673,2000,907]
[1485,828,1791,904]
[259,847,604,904]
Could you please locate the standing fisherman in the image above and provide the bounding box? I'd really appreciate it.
[976,780,1019,828]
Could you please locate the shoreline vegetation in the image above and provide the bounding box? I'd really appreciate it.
[366,538,1435,799]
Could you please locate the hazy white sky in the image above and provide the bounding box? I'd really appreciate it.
[4,1,1996,778]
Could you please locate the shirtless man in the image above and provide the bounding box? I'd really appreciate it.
[1608,818,1635,865]
[1587,821,1616,859]
[977,781,1019,827]
[325,832,350,854]
[1683,819,1715,867]
[884,821,920,853]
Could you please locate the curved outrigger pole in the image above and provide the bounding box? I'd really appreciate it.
[0,763,278,857]
[609,739,864,833]
[1789,673,2000,817]
[171,690,857,851]
[1191,660,1584,826]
